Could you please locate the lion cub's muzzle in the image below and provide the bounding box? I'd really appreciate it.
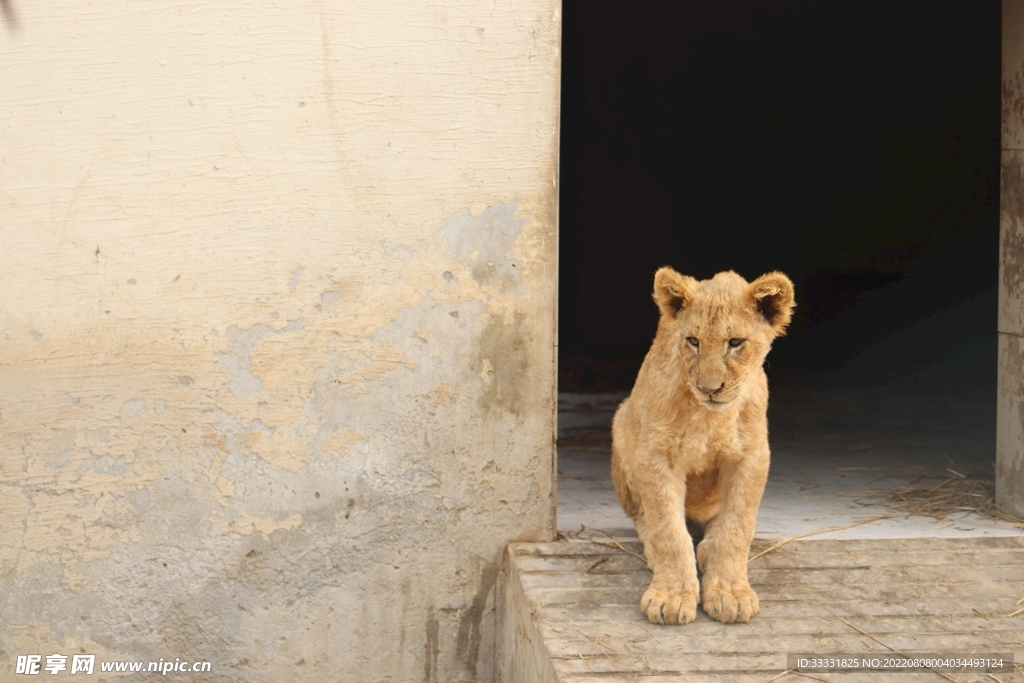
[697,382,724,397]
[692,382,737,410]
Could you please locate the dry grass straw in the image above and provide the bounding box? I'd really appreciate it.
[878,460,1024,530]
[564,525,648,563]
[748,516,890,563]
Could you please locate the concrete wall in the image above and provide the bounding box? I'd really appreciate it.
[1000,0,1024,518]
[0,2,560,681]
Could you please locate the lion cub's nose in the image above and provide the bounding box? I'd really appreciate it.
[699,383,725,396]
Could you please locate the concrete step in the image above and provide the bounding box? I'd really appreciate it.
[502,537,1024,682]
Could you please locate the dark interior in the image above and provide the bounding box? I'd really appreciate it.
[559,1,1000,470]
[561,1,998,387]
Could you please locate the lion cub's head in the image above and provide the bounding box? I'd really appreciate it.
[652,268,795,411]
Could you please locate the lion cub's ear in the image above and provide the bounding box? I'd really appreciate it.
[652,267,697,319]
[746,272,796,335]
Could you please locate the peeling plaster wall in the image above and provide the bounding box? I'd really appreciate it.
[1000,0,1024,517]
[0,2,560,681]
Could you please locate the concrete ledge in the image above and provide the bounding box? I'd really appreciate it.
[503,537,1024,681]
[502,543,560,683]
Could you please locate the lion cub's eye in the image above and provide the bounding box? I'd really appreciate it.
[728,338,745,348]
[686,337,699,348]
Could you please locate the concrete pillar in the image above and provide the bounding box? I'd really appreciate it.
[998,0,1024,517]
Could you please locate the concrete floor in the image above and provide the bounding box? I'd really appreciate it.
[556,374,1023,541]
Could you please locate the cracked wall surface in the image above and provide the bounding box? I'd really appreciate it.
[1001,0,1024,517]
[0,1,560,681]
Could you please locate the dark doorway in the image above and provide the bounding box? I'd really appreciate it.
[560,1,999,399]
[556,2,1003,537]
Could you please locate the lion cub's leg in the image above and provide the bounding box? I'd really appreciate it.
[695,453,768,623]
[613,403,699,624]
[637,463,700,625]
[618,457,700,624]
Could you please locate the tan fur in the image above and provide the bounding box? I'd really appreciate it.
[611,268,795,625]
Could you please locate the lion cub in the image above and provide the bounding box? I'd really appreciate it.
[611,268,795,625]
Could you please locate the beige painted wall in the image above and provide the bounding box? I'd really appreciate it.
[0,2,559,681]
[1000,0,1024,518]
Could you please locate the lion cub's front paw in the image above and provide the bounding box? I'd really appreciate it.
[701,582,759,623]
[640,584,698,625]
